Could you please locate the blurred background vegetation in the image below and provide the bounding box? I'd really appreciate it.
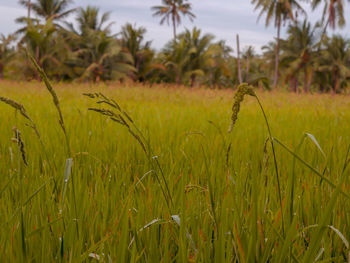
[0,0,349,93]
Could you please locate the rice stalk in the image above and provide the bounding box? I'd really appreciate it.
[27,50,80,244]
[0,95,59,195]
[12,127,27,260]
[0,96,31,121]
[26,50,71,156]
[228,83,285,236]
[84,92,173,212]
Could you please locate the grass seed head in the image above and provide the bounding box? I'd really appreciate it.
[228,83,256,133]
[0,96,31,121]
[12,127,28,166]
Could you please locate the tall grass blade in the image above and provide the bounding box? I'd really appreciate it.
[60,158,73,212]
[273,138,350,199]
[305,133,326,159]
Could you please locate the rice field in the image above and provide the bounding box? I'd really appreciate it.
[1,80,350,262]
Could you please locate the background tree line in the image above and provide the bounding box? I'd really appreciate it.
[0,0,349,93]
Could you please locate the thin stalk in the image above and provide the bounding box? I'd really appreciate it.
[14,129,26,260]
[153,157,174,207]
[255,95,285,237]
[27,51,79,241]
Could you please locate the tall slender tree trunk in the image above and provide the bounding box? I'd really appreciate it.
[176,70,180,86]
[236,34,242,85]
[28,0,31,19]
[317,17,330,52]
[333,71,340,94]
[172,13,176,43]
[306,70,313,92]
[273,19,281,90]
[246,55,250,82]
[303,67,308,93]
[0,63,3,79]
[290,76,297,93]
[190,74,195,87]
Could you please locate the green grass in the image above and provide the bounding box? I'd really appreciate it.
[1,80,350,262]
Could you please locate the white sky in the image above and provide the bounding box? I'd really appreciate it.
[0,0,349,53]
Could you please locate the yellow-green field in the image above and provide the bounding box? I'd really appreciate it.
[1,81,350,262]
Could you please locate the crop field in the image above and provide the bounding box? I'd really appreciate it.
[1,80,350,262]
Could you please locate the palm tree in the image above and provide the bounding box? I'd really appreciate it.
[205,40,233,88]
[162,36,190,84]
[316,35,350,93]
[120,23,158,82]
[11,18,69,80]
[151,0,195,42]
[280,20,318,92]
[162,27,214,86]
[16,0,76,38]
[242,46,255,81]
[18,0,32,18]
[65,7,135,82]
[311,0,350,32]
[0,34,16,79]
[251,0,305,89]
[181,27,214,86]
[69,32,135,82]
[19,0,76,21]
[66,6,114,36]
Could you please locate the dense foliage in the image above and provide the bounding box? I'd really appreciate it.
[0,0,349,93]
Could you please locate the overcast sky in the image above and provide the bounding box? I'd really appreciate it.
[0,0,349,53]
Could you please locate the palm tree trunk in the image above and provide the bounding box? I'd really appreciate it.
[246,55,250,82]
[306,69,313,92]
[290,76,297,93]
[303,67,308,93]
[0,62,3,79]
[28,0,31,19]
[236,34,242,84]
[190,74,195,87]
[334,71,340,94]
[317,17,330,52]
[172,13,176,43]
[176,71,180,86]
[273,19,281,90]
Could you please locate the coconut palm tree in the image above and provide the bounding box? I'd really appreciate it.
[280,20,318,92]
[16,0,76,38]
[162,27,216,86]
[311,0,350,32]
[315,35,350,93]
[10,18,69,80]
[18,0,32,18]
[151,0,195,42]
[205,40,233,88]
[161,36,190,84]
[120,23,156,81]
[180,27,214,86]
[68,32,135,82]
[64,6,114,37]
[0,34,16,79]
[251,0,305,89]
[65,7,135,82]
[242,46,255,81]
[19,0,76,21]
